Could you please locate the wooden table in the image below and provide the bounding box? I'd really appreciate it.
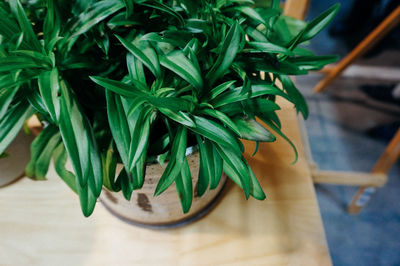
[0,99,331,266]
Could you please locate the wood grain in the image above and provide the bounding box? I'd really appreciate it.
[284,0,310,20]
[0,99,331,266]
[312,170,387,187]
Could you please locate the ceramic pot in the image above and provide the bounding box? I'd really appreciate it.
[0,131,34,187]
[100,150,226,228]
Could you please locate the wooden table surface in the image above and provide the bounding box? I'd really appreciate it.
[0,99,331,266]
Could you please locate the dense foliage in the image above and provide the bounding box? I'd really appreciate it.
[0,0,339,216]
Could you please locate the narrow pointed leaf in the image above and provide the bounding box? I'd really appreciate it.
[0,101,32,155]
[175,159,193,213]
[196,135,212,196]
[207,22,242,85]
[258,113,298,164]
[53,142,78,193]
[9,0,42,52]
[209,80,236,100]
[155,126,187,196]
[246,42,293,55]
[199,108,242,137]
[116,35,161,78]
[300,4,340,43]
[190,115,242,154]
[38,68,60,122]
[160,51,203,91]
[90,76,148,97]
[279,75,308,118]
[233,117,276,142]
[215,144,250,199]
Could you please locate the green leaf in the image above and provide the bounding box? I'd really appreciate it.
[9,0,43,52]
[270,0,280,9]
[279,75,308,118]
[154,126,187,196]
[246,26,268,42]
[258,113,298,164]
[246,42,293,55]
[215,144,250,199]
[0,4,20,41]
[287,55,339,71]
[196,136,223,193]
[32,131,61,180]
[198,108,242,137]
[147,97,194,113]
[209,80,236,100]
[122,0,134,17]
[87,121,104,197]
[75,179,98,217]
[128,107,151,171]
[0,101,32,155]
[0,56,50,72]
[116,35,161,78]
[206,22,242,86]
[160,50,203,91]
[53,142,78,193]
[43,0,61,52]
[212,84,290,108]
[0,86,19,119]
[59,83,90,188]
[117,168,135,200]
[196,135,211,196]
[140,1,184,26]
[300,4,340,43]
[232,6,267,25]
[244,57,307,75]
[247,164,266,200]
[38,68,60,122]
[106,91,131,167]
[59,80,103,216]
[127,53,146,85]
[90,76,148,97]
[180,0,199,15]
[26,125,59,180]
[10,50,53,67]
[190,115,242,154]
[210,143,223,189]
[175,159,192,213]
[158,108,195,128]
[131,150,147,190]
[66,0,124,40]
[233,116,276,142]
[101,141,120,192]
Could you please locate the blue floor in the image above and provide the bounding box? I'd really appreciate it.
[298,1,400,264]
[297,73,400,265]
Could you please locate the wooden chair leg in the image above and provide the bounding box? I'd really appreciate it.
[348,128,400,214]
[314,6,400,93]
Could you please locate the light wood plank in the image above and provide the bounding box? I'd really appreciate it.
[284,0,310,20]
[0,99,331,266]
[312,170,387,187]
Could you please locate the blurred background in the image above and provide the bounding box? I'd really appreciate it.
[299,0,400,265]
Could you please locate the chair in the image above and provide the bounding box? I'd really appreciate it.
[309,4,400,214]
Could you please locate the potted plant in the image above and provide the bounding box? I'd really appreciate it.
[0,0,339,226]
